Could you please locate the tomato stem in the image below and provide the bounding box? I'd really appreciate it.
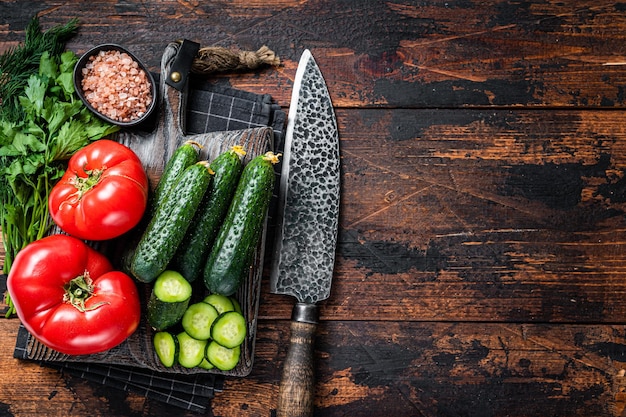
[63,271,108,312]
[69,166,105,200]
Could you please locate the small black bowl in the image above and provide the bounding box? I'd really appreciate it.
[73,44,157,127]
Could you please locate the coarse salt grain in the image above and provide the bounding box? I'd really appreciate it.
[80,49,153,123]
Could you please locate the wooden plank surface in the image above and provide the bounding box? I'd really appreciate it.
[3,1,626,108]
[2,1,626,416]
[1,318,625,416]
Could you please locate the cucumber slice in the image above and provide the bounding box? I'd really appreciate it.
[211,311,247,348]
[181,302,219,340]
[177,332,207,368]
[203,293,235,315]
[206,340,241,371]
[153,331,178,368]
[147,270,192,331]
[230,296,242,314]
[153,270,192,302]
[198,357,215,370]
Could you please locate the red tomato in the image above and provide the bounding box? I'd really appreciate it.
[49,139,148,240]
[7,234,141,355]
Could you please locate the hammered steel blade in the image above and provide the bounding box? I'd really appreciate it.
[270,49,340,304]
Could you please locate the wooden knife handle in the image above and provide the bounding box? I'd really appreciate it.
[277,303,318,417]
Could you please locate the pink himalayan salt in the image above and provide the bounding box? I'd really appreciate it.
[81,50,153,123]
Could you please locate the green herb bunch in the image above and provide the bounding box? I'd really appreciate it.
[0,17,78,122]
[0,50,120,315]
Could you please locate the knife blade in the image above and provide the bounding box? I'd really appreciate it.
[270,49,340,417]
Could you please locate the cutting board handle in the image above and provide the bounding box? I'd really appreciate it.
[277,303,318,417]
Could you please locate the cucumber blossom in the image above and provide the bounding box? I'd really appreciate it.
[203,151,280,296]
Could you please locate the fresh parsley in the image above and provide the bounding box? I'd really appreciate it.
[0,17,78,122]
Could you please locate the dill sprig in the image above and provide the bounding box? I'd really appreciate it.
[0,16,78,122]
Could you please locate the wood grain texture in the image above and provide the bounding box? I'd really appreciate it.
[1,319,625,416]
[277,320,316,417]
[257,109,626,323]
[2,0,626,416]
[2,1,626,108]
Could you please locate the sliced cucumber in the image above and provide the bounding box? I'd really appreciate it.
[181,302,219,341]
[211,311,247,349]
[230,296,242,314]
[198,357,215,370]
[153,331,178,368]
[147,270,192,331]
[177,332,208,369]
[203,293,235,315]
[206,340,241,371]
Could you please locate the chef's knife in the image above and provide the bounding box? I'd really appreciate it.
[270,49,340,417]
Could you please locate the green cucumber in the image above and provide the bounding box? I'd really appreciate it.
[131,161,213,283]
[206,340,241,371]
[203,151,279,296]
[177,332,208,368]
[181,302,219,340]
[172,146,245,282]
[153,331,178,368]
[203,293,235,315]
[147,270,192,331]
[123,141,200,275]
[211,311,247,349]
[150,140,201,214]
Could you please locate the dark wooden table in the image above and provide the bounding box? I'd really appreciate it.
[2,1,626,416]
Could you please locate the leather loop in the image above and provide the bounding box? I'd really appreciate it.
[166,39,200,91]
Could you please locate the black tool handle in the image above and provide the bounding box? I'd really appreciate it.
[276,303,318,417]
